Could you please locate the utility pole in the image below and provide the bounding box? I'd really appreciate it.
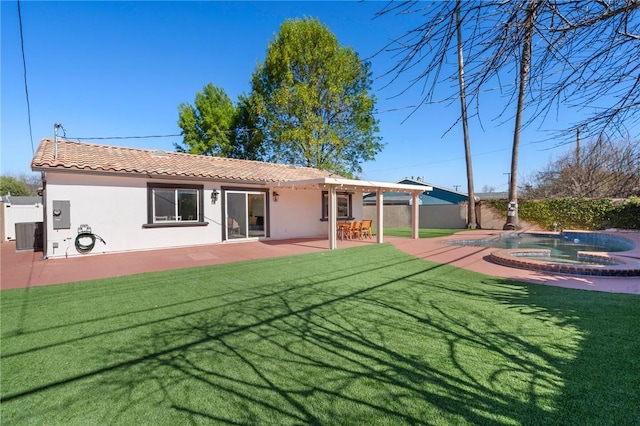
[453,185,461,192]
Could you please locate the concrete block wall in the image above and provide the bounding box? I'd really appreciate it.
[363,202,537,230]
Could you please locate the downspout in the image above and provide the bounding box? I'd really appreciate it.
[43,122,62,258]
[40,172,47,259]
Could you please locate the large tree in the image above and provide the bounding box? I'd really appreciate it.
[0,176,30,196]
[538,1,640,141]
[523,138,640,199]
[247,17,383,177]
[176,83,266,160]
[374,1,487,228]
[455,0,477,229]
[375,1,639,228]
[504,0,536,230]
[176,83,246,159]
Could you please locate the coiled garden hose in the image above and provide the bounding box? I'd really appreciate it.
[75,224,106,254]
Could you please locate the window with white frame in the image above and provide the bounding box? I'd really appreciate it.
[147,183,203,224]
[321,191,353,220]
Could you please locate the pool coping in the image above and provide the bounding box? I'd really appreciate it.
[450,229,640,278]
[389,229,640,295]
[489,248,640,277]
[448,229,640,277]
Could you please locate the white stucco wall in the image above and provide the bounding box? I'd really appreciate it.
[351,190,364,221]
[40,172,363,258]
[269,188,365,240]
[269,188,327,239]
[3,202,44,240]
[43,173,225,258]
[42,172,364,258]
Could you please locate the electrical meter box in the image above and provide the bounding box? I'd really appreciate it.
[52,200,71,229]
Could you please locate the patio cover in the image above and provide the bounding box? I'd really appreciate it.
[266,177,433,249]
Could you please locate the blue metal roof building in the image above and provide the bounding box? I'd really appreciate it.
[363,178,470,205]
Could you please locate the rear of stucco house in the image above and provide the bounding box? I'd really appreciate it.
[32,138,428,258]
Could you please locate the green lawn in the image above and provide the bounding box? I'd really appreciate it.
[2,244,639,425]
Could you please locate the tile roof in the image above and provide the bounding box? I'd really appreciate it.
[31,138,337,183]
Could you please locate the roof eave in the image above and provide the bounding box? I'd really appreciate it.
[266,177,433,192]
[31,165,276,185]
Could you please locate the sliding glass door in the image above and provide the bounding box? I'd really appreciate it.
[225,190,267,240]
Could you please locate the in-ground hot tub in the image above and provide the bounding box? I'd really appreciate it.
[448,231,640,277]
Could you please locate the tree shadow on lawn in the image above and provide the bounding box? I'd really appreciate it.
[2,252,639,424]
[482,281,640,425]
[103,274,640,425]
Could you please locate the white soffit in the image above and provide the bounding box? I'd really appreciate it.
[266,177,433,193]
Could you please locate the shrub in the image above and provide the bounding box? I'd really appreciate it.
[608,197,640,230]
[486,197,638,230]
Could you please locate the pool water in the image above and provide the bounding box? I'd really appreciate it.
[450,232,634,262]
[490,236,622,261]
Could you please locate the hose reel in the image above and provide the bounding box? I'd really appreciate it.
[75,224,106,254]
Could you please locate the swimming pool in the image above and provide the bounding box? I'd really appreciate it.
[453,232,634,260]
[448,231,640,277]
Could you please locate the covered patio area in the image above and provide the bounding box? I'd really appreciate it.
[267,177,432,249]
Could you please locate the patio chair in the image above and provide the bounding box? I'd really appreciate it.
[360,219,373,239]
[348,221,362,239]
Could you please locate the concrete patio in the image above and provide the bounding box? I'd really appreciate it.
[2,231,639,294]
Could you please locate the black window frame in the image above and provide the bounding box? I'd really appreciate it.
[320,191,353,221]
[143,183,208,228]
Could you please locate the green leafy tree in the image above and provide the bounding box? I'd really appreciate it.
[177,84,265,160]
[176,83,239,157]
[232,94,266,161]
[248,17,383,177]
[0,176,30,196]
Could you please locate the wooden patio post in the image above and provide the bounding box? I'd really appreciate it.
[411,192,420,239]
[329,186,337,249]
[376,188,384,244]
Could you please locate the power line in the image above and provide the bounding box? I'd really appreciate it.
[66,128,263,140]
[65,127,268,141]
[364,147,511,173]
[65,134,182,141]
[17,0,35,155]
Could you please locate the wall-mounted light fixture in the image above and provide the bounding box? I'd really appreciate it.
[273,192,280,202]
[211,190,220,204]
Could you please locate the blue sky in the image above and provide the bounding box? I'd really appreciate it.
[0,1,603,192]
